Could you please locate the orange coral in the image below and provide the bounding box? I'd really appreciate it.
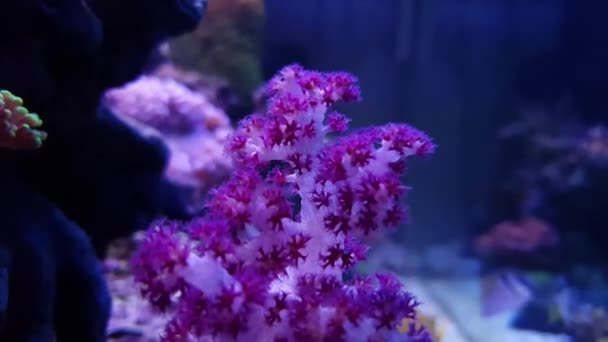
[0,90,47,150]
[475,216,559,255]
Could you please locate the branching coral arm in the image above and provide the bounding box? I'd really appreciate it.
[0,90,47,150]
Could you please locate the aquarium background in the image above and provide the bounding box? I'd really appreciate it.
[16,0,603,341]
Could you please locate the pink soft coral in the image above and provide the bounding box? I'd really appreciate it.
[131,65,436,342]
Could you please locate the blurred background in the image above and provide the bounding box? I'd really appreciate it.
[104,1,608,341]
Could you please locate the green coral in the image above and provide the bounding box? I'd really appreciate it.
[168,0,264,113]
[0,90,47,150]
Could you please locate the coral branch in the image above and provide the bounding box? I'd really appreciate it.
[131,65,436,341]
[0,90,47,150]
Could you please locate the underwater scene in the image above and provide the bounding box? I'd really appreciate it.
[0,0,606,341]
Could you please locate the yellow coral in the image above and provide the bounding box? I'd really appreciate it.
[0,90,47,150]
[399,313,445,341]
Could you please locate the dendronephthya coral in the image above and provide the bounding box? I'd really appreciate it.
[0,90,46,150]
[131,65,436,341]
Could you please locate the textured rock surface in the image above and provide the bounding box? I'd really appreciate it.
[105,237,168,342]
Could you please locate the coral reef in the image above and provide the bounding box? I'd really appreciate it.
[473,105,608,339]
[150,63,237,114]
[131,65,435,341]
[497,109,608,194]
[105,76,229,135]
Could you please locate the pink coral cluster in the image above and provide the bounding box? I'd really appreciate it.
[131,65,436,341]
[474,216,559,255]
[105,76,230,135]
[104,76,233,191]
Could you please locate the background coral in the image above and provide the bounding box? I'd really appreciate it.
[475,217,559,256]
[167,0,265,119]
[104,76,233,196]
[0,90,47,150]
[104,236,169,342]
[475,106,608,269]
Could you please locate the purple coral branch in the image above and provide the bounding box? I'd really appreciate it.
[131,65,436,342]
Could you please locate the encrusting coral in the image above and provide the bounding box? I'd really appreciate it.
[105,76,230,135]
[104,76,233,194]
[131,65,436,341]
